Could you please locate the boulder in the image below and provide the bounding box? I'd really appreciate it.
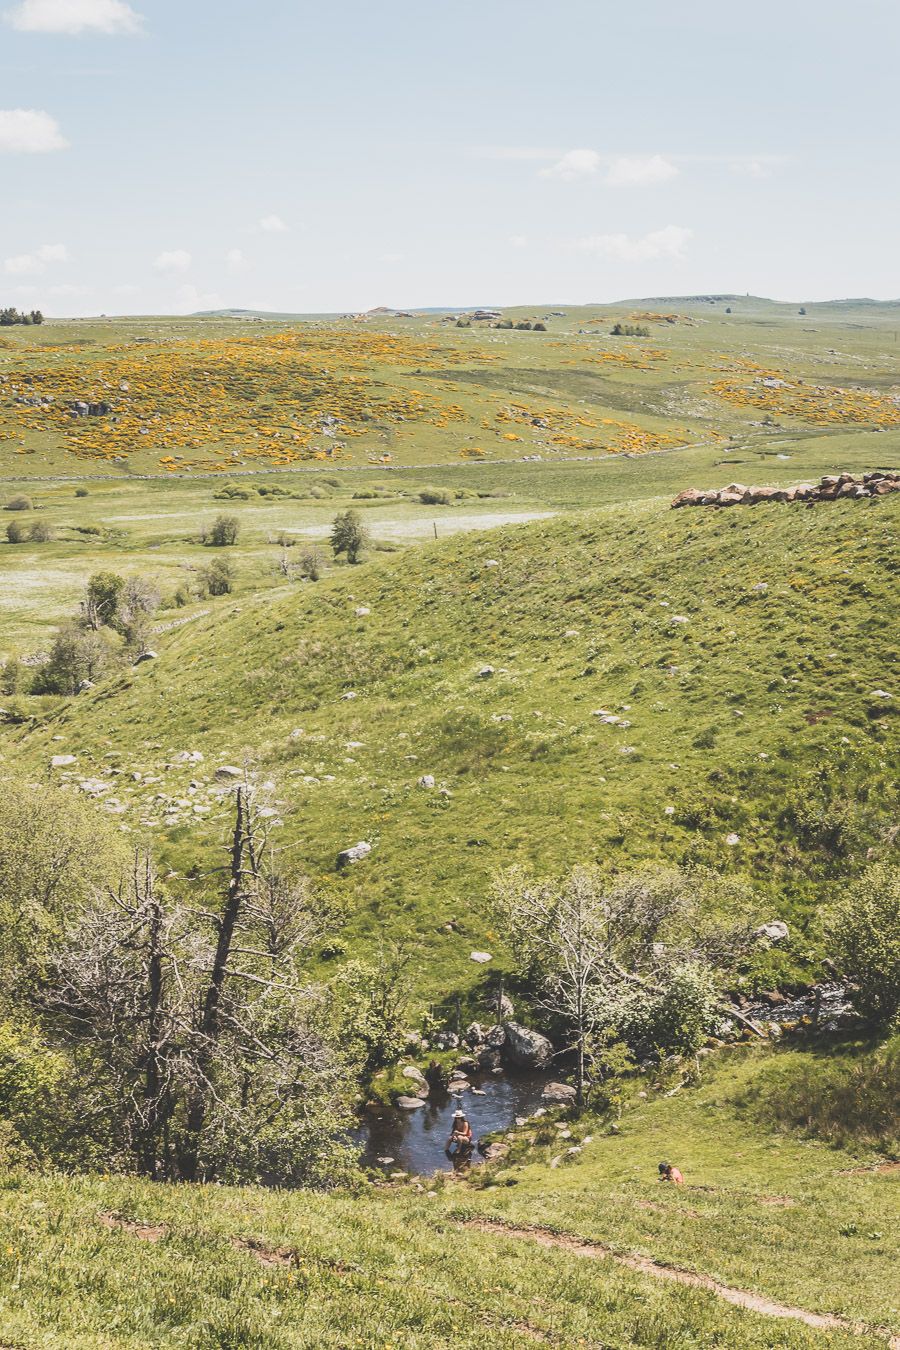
[480,1142,510,1162]
[214,765,243,781]
[671,488,704,508]
[470,951,492,964]
[755,920,789,944]
[477,665,495,679]
[401,1065,426,1085]
[477,1048,502,1070]
[133,650,158,665]
[464,1021,484,1046]
[483,1024,507,1049]
[504,1022,553,1069]
[542,1081,577,1104]
[336,841,372,868]
[418,774,435,789]
[484,993,514,1020]
[396,1095,426,1110]
[50,754,77,768]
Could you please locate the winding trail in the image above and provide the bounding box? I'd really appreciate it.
[462,1217,900,1347]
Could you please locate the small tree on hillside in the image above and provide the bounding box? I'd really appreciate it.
[84,572,126,630]
[203,556,235,595]
[205,514,239,546]
[824,865,900,1030]
[39,622,115,695]
[493,865,761,1105]
[330,509,368,564]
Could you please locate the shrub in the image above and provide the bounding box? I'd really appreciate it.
[75,486,89,498]
[205,514,240,546]
[418,487,452,505]
[28,521,54,543]
[5,520,26,543]
[1,658,23,695]
[298,546,322,581]
[330,509,368,565]
[611,323,650,337]
[533,321,547,331]
[38,622,116,696]
[204,557,234,595]
[214,483,255,500]
[515,321,533,330]
[4,495,32,512]
[824,865,900,1029]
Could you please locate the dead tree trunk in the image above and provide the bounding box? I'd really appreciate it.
[180,787,254,1181]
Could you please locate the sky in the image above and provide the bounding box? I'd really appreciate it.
[1,0,898,316]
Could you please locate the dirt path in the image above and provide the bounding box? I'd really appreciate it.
[463,1218,900,1348]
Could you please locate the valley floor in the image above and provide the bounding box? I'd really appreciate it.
[1,1046,897,1349]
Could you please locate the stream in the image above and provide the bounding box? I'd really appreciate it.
[356,1069,552,1175]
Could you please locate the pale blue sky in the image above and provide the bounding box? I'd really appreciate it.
[1,0,898,315]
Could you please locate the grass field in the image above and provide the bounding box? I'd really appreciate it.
[0,1043,896,1348]
[1,298,898,1345]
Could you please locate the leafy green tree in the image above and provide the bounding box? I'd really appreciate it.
[39,622,115,695]
[825,865,900,1029]
[330,509,368,564]
[84,571,125,630]
[203,556,234,595]
[205,514,239,546]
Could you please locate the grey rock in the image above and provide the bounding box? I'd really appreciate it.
[504,1021,553,1069]
[133,650,158,665]
[396,1095,426,1110]
[336,841,372,867]
[542,1081,577,1104]
[214,765,243,781]
[755,920,789,944]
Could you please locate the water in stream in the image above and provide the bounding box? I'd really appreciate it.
[356,1070,551,1175]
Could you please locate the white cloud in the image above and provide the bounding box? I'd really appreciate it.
[3,241,68,274]
[154,249,191,273]
[474,145,561,161]
[509,234,528,249]
[259,214,289,233]
[176,284,221,312]
[541,148,601,181]
[0,108,67,152]
[113,282,139,296]
[380,251,403,264]
[225,247,245,270]
[5,0,143,33]
[605,154,678,187]
[48,282,90,297]
[576,224,693,262]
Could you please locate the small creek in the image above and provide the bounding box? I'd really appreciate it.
[355,1070,551,1175]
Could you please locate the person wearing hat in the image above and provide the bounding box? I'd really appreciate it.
[446,1109,474,1159]
[658,1161,684,1184]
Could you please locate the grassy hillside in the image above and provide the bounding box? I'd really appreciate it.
[0,1043,896,1348]
[7,493,897,1000]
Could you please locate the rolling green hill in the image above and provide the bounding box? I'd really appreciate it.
[8,492,897,1000]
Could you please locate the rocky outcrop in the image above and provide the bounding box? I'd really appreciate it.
[336,841,372,868]
[672,470,899,509]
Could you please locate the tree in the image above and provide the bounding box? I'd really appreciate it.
[39,621,115,695]
[493,866,761,1105]
[48,792,356,1185]
[28,521,54,543]
[330,509,368,564]
[118,575,160,650]
[5,520,26,543]
[298,545,322,581]
[203,556,234,595]
[824,865,900,1030]
[84,571,125,630]
[205,514,239,546]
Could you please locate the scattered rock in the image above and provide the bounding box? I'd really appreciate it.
[504,1022,553,1069]
[418,774,435,789]
[50,754,77,768]
[477,665,495,679]
[755,920,789,944]
[336,841,372,868]
[214,765,243,781]
[354,606,371,617]
[542,1081,577,1104]
[396,1095,426,1110]
[133,650,158,665]
[470,950,492,964]
[480,1142,510,1162]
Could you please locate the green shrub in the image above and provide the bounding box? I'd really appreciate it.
[204,514,240,546]
[824,865,900,1029]
[4,494,32,511]
[418,487,452,505]
[28,520,54,543]
[75,486,89,497]
[5,520,26,543]
[204,556,235,595]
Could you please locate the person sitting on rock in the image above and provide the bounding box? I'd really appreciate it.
[446,1109,474,1158]
[658,1161,684,1184]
